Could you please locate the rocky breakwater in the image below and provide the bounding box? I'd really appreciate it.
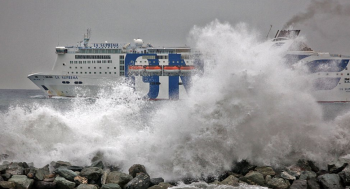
[1,156,350,189]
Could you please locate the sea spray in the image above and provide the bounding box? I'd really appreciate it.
[1,21,350,182]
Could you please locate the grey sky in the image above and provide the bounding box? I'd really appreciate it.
[0,0,349,89]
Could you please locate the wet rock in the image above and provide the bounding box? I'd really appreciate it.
[266,178,290,189]
[286,166,302,178]
[255,166,276,177]
[54,176,76,189]
[8,175,34,189]
[0,165,8,173]
[318,173,344,189]
[290,180,307,189]
[80,167,103,181]
[35,165,50,181]
[148,182,172,189]
[239,171,265,186]
[106,171,133,186]
[2,173,11,180]
[150,178,164,186]
[91,160,104,169]
[67,166,84,172]
[296,159,313,171]
[26,168,35,179]
[74,175,88,184]
[0,181,15,189]
[44,173,56,179]
[55,167,77,181]
[218,171,242,181]
[51,161,71,169]
[299,171,317,180]
[307,178,321,189]
[281,171,296,181]
[328,161,348,174]
[101,169,110,185]
[339,171,350,186]
[125,172,150,189]
[265,175,271,183]
[232,160,256,175]
[34,180,56,189]
[128,164,147,178]
[44,177,55,182]
[77,183,99,189]
[101,183,122,189]
[6,162,24,175]
[219,175,239,186]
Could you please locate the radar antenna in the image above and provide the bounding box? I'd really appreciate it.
[266,25,272,39]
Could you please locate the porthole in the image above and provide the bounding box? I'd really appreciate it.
[63,63,66,66]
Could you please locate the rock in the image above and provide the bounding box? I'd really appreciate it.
[101,169,111,185]
[328,161,348,174]
[2,173,12,180]
[339,171,350,186]
[67,166,84,172]
[148,182,172,189]
[255,166,276,177]
[51,161,71,169]
[296,159,312,171]
[91,160,104,169]
[0,181,15,189]
[6,162,24,175]
[265,175,271,183]
[45,173,56,179]
[106,171,133,186]
[55,167,77,181]
[286,166,302,178]
[299,171,317,180]
[74,175,88,184]
[35,165,50,181]
[290,180,307,189]
[307,178,321,189]
[101,183,122,189]
[266,178,290,189]
[54,176,76,189]
[8,175,34,189]
[125,172,150,189]
[26,168,35,179]
[218,171,242,181]
[232,160,256,175]
[219,175,239,186]
[318,173,344,189]
[44,178,55,182]
[150,178,164,186]
[77,184,99,189]
[281,171,296,181]
[239,171,265,186]
[80,167,103,181]
[34,180,56,189]
[128,164,147,178]
[0,165,8,173]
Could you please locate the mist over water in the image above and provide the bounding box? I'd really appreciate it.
[1,21,350,181]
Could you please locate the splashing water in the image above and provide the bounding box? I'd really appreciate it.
[1,21,350,181]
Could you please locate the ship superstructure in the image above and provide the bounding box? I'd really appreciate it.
[28,30,202,99]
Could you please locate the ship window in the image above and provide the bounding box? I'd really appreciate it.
[80,72,82,74]
[114,72,117,74]
[69,67,72,69]
[88,67,90,69]
[80,67,82,69]
[114,67,116,69]
[120,72,124,76]
[99,72,102,74]
[109,72,111,74]
[62,81,66,84]
[76,72,78,74]
[120,66,125,70]
[79,61,82,64]
[66,81,70,84]
[105,72,107,74]
[74,61,77,64]
[107,67,109,69]
[120,55,124,59]
[94,67,96,69]
[85,72,87,74]
[99,67,102,69]
[75,67,77,69]
[89,72,91,74]
[94,72,96,74]
[79,81,82,84]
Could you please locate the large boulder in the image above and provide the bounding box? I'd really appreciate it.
[0,181,15,189]
[91,160,104,169]
[54,176,76,189]
[106,171,133,186]
[34,165,50,181]
[290,180,307,189]
[33,181,56,189]
[339,171,350,186]
[50,161,72,169]
[76,184,99,189]
[239,171,265,186]
[255,166,276,177]
[281,171,296,181]
[150,178,164,186]
[0,165,8,173]
[128,164,147,178]
[219,175,239,186]
[232,160,256,175]
[328,161,348,174]
[55,168,77,181]
[80,167,103,181]
[74,176,88,185]
[67,166,84,172]
[6,162,24,175]
[266,178,290,189]
[8,175,34,189]
[318,173,344,189]
[125,172,150,189]
[299,171,317,180]
[101,183,122,189]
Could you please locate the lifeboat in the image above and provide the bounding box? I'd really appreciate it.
[145,65,162,76]
[128,65,144,75]
[163,66,180,76]
[180,65,195,75]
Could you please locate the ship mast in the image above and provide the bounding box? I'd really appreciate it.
[83,29,91,47]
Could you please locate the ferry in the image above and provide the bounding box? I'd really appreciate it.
[28,29,203,100]
[271,30,350,103]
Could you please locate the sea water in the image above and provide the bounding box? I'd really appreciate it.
[1,21,350,188]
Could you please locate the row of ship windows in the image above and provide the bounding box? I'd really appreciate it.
[69,66,124,70]
[132,60,187,64]
[62,81,83,84]
[68,72,124,76]
[318,73,350,76]
[70,60,114,64]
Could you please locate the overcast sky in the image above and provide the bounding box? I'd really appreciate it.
[1,0,349,89]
